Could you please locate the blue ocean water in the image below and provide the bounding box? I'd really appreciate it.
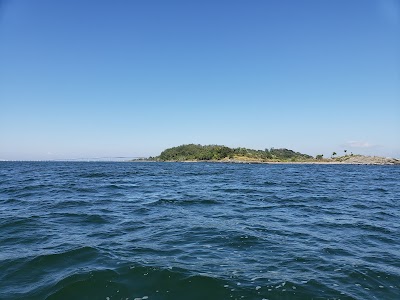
[0,162,399,300]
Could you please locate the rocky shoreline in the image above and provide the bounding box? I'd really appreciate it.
[145,155,400,165]
[329,155,400,165]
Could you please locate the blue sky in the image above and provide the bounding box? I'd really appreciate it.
[1,0,399,160]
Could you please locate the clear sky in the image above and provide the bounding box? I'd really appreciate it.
[1,0,399,160]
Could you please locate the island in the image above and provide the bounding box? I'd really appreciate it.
[133,144,400,165]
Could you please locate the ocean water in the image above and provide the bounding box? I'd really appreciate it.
[0,162,399,300]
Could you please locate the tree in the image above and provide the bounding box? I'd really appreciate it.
[332,152,337,158]
[344,149,347,155]
[316,154,323,160]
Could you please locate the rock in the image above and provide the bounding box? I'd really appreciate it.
[340,155,400,165]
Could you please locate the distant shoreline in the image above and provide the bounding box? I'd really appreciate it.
[132,157,400,165]
[0,159,398,165]
[143,144,400,165]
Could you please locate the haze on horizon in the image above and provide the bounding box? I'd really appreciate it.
[1,0,399,161]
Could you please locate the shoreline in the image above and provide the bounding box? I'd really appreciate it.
[132,158,400,165]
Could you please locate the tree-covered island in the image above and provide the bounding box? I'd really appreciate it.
[135,144,400,165]
[152,144,314,162]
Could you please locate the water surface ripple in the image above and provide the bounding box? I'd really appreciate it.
[0,162,399,299]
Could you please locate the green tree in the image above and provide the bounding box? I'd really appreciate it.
[157,144,313,162]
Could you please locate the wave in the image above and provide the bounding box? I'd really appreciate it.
[43,264,344,300]
[44,265,236,300]
[50,212,110,225]
[147,198,219,206]
[0,246,102,300]
[1,233,398,300]
[35,263,382,300]
[79,172,111,178]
